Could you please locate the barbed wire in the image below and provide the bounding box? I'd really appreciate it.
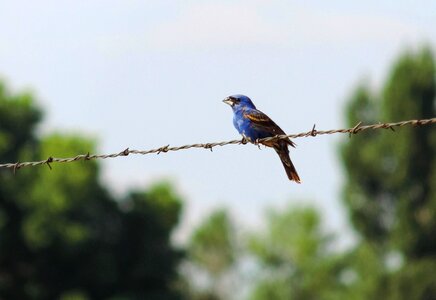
[0,117,435,172]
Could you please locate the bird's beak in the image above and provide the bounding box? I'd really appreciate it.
[223,98,233,106]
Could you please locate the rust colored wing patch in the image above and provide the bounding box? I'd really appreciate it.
[243,111,271,123]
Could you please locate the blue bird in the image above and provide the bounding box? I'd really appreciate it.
[223,94,301,183]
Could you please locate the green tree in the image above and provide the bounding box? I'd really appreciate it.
[341,47,436,299]
[0,81,43,299]
[116,183,183,300]
[181,209,237,300]
[248,206,345,300]
[0,81,183,299]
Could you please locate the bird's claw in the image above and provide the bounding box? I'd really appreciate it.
[254,139,262,149]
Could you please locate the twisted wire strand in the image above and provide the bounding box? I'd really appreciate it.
[1,117,435,172]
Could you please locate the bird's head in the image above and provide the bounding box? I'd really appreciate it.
[223,94,256,110]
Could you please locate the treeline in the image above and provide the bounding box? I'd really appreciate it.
[0,47,434,299]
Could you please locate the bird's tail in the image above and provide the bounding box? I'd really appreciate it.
[274,145,301,183]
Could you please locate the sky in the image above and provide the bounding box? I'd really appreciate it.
[1,0,435,246]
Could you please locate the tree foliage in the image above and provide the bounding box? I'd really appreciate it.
[341,47,436,298]
[248,206,344,300]
[0,82,183,299]
[181,209,237,300]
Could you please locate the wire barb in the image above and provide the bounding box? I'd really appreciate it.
[157,145,170,154]
[45,157,53,170]
[204,143,213,152]
[0,117,434,171]
[13,162,21,174]
[310,124,317,137]
[349,121,362,137]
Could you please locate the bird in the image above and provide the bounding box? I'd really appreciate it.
[223,94,301,183]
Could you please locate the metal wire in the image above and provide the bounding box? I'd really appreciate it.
[1,117,435,172]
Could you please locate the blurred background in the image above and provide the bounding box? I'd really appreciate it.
[0,1,435,299]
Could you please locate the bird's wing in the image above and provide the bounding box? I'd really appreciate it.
[243,109,285,134]
[243,109,296,147]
